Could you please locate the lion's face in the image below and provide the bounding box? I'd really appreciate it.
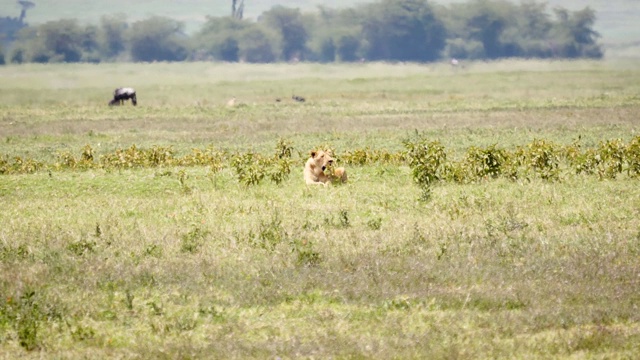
[311,150,335,172]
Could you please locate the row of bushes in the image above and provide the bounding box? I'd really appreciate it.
[2,137,640,185]
[1,140,295,187]
[405,136,640,186]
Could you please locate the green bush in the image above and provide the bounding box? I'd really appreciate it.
[626,136,640,178]
[404,138,447,187]
[525,139,560,181]
[458,144,509,183]
[596,139,625,179]
[230,141,293,186]
[4,137,640,185]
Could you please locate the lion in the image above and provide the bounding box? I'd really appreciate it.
[304,149,347,186]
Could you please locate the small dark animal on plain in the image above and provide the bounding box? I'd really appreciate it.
[109,87,137,106]
[292,95,305,103]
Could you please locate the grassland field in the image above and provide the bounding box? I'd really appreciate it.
[1,59,640,358]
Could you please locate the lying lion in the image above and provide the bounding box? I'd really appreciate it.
[304,149,347,186]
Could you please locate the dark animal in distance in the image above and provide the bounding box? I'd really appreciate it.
[109,87,137,106]
[292,95,305,103]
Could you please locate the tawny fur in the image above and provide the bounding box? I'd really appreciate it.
[304,150,347,186]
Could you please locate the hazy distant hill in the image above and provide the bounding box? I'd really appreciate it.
[2,0,638,54]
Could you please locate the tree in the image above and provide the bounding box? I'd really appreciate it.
[304,7,363,62]
[129,17,188,62]
[43,19,86,62]
[0,1,33,48]
[97,14,128,60]
[336,34,361,62]
[79,24,101,62]
[260,6,308,61]
[550,7,602,58]
[237,26,277,63]
[9,19,87,63]
[232,0,245,20]
[17,1,35,23]
[192,17,250,61]
[361,0,446,62]
[506,1,554,57]
[317,38,336,62]
[463,0,513,59]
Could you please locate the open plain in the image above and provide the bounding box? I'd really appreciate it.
[1,59,640,358]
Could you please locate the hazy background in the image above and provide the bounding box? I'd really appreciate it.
[1,0,638,56]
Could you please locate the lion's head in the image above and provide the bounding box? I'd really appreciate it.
[310,150,335,173]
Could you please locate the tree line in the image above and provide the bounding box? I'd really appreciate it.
[1,0,602,65]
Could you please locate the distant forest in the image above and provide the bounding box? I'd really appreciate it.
[0,0,602,65]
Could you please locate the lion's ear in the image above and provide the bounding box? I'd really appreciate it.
[310,150,317,158]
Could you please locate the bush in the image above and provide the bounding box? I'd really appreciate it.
[596,139,625,179]
[452,145,509,183]
[404,138,447,187]
[525,139,561,181]
[626,136,640,178]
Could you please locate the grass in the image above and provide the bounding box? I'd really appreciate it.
[1,59,640,358]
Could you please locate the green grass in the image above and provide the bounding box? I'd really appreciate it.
[1,60,640,358]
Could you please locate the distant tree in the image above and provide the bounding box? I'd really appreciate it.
[260,6,308,61]
[232,0,245,20]
[129,17,188,62]
[444,37,485,59]
[80,24,101,62]
[9,19,88,63]
[0,17,24,49]
[0,1,33,48]
[8,45,25,63]
[192,17,250,61]
[442,0,601,60]
[550,7,602,58]
[463,0,513,59]
[43,19,87,62]
[304,7,364,62]
[237,26,277,63]
[317,37,336,62]
[98,14,128,60]
[300,11,332,62]
[336,34,361,62]
[360,0,446,62]
[17,1,35,23]
[506,1,554,57]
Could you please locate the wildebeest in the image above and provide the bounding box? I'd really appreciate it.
[292,95,305,102]
[109,87,137,106]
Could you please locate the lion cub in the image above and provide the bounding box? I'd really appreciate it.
[304,150,347,186]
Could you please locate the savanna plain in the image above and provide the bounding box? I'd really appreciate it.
[1,59,640,358]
